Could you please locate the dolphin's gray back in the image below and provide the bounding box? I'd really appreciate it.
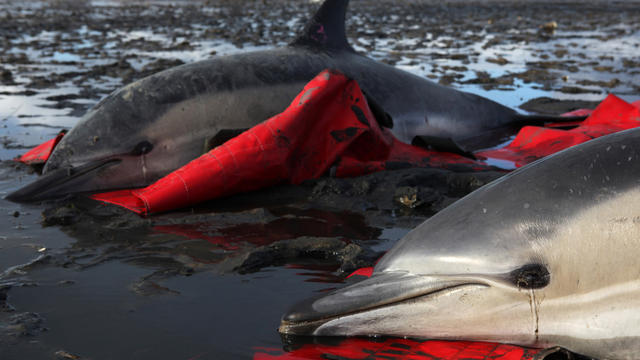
[377,127,640,277]
[333,50,517,141]
[45,0,519,177]
[45,46,515,175]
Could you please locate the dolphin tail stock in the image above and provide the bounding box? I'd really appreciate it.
[511,113,588,127]
[289,0,356,53]
[427,113,591,154]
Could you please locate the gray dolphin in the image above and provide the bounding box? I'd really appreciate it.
[280,127,640,359]
[7,0,578,202]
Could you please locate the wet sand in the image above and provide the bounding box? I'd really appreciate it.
[0,0,639,359]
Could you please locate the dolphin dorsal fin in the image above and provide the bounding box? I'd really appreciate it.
[290,0,355,53]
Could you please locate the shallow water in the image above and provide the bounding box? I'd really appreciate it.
[0,171,408,358]
[0,0,639,359]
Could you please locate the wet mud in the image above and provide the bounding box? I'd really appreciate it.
[0,0,639,359]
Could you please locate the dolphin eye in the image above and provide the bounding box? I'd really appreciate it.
[508,263,550,289]
[132,141,154,155]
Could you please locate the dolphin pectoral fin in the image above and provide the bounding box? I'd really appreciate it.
[412,135,476,159]
[422,114,588,155]
[452,124,523,152]
[511,113,588,126]
[279,272,483,335]
[363,91,393,129]
[5,159,121,202]
[203,129,248,152]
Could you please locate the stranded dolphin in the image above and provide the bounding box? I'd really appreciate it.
[7,0,578,202]
[280,127,640,359]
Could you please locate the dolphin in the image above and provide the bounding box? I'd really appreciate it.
[280,127,640,359]
[7,0,579,202]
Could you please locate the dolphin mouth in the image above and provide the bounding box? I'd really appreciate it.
[279,272,489,335]
[6,158,122,202]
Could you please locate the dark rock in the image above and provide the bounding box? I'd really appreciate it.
[234,236,382,274]
[519,97,601,115]
[558,86,602,94]
[0,286,15,313]
[42,204,82,227]
[1,312,47,338]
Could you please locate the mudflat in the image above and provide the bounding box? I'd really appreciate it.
[0,1,638,359]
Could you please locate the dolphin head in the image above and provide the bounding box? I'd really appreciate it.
[6,77,210,202]
[280,128,640,359]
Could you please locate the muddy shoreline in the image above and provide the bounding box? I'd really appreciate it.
[0,0,639,359]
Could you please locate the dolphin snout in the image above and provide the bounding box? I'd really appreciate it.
[279,272,485,335]
[6,158,121,202]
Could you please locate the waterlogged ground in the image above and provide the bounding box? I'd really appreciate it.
[0,0,639,359]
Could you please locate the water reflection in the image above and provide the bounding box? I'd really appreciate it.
[259,336,543,360]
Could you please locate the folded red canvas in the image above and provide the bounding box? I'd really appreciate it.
[14,130,66,165]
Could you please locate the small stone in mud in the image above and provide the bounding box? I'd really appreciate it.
[2,312,47,338]
[139,58,185,78]
[593,65,614,72]
[438,74,458,85]
[558,86,601,94]
[577,78,620,88]
[42,205,82,227]
[12,211,19,218]
[519,97,601,115]
[130,279,180,297]
[395,187,420,208]
[466,71,492,84]
[0,68,14,84]
[553,49,568,58]
[54,350,82,360]
[0,286,15,313]
[540,21,558,33]
[622,58,640,68]
[486,56,509,65]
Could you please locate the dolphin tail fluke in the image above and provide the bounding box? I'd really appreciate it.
[290,0,355,52]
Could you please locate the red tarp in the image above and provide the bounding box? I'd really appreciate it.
[16,70,640,214]
[476,95,640,166]
[14,130,66,165]
[253,338,542,360]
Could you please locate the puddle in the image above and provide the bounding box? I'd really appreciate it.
[4,263,333,359]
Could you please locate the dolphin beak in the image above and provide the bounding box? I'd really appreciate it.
[5,158,121,202]
[279,271,487,335]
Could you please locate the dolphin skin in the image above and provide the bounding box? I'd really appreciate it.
[7,0,578,202]
[279,127,640,359]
